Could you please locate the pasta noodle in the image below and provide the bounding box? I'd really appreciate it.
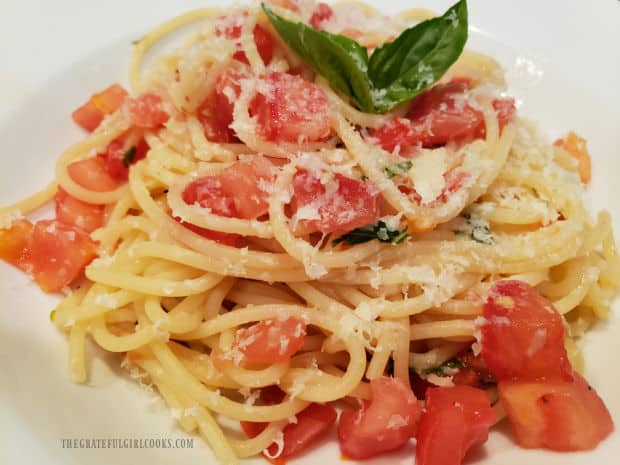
[1,1,618,464]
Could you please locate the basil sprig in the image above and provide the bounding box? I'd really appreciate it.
[262,0,468,113]
[122,146,137,167]
[333,220,409,245]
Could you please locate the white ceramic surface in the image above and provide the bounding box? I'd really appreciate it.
[1,1,618,464]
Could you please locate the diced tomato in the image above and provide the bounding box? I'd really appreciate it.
[481,280,573,382]
[416,386,495,465]
[228,317,306,367]
[338,377,418,459]
[371,80,515,152]
[182,176,238,216]
[310,3,334,29]
[292,169,380,234]
[55,188,105,233]
[198,66,249,143]
[215,14,275,65]
[0,219,33,272]
[499,373,613,451]
[127,93,169,128]
[218,157,275,219]
[103,137,149,180]
[251,72,330,143]
[241,403,337,459]
[173,216,239,247]
[29,220,98,292]
[67,156,125,192]
[72,84,128,132]
[452,351,496,388]
[554,131,591,184]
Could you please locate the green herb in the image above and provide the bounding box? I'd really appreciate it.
[454,212,494,245]
[384,160,413,178]
[333,220,409,245]
[122,146,137,167]
[49,309,56,322]
[423,358,463,376]
[262,0,468,113]
[132,36,145,46]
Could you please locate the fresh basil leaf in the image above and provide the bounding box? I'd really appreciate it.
[367,0,468,112]
[454,212,495,245]
[122,146,137,167]
[384,160,413,178]
[262,3,375,112]
[423,358,464,376]
[333,220,409,245]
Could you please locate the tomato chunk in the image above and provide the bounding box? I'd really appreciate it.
[218,157,275,219]
[241,403,337,459]
[338,377,418,459]
[481,280,573,381]
[104,137,149,180]
[310,3,334,29]
[292,169,380,234]
[55,188,105,233]
[67,156,125,192]
[72,84,128,132]
[416,386,495,465]
[554,131,591,183]
[215,14,275,65]
[29,220,98,292]
[182,176,237,216]
[226,317,306,367]
[0,219,33,272]
[127,93,169,128]
[371,80,515,152]
[251,72,330,143]
[499,373,613,451]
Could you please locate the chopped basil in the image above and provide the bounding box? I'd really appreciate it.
[122,146,137,167]
[262,0,468,113]
[384,160,413,178]
[49,309,56,322]
[333,220,409,245]
[423,358,464,376]
[454,212,495,245]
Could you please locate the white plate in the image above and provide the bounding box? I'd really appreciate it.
[1,1,618,464]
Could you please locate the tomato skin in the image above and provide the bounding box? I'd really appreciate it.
[292,169,380,234]
[67,156,125,192]
[338,377,418,460]
[231,317,307,367]
[55,188,105,233]
[310,3,334,29]
[72,84,128,132]
[29,220,98,292]
[498,373,613,451]
[416,386,495,465]
[127,93,169,128]
[371,80,515,152]
[0,219,33,272]
[481,280,573,382]
[241,403,337,459]
[252,72,330,143]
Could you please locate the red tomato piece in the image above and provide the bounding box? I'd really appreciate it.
[416,386,495,465]
[55,188,105,233]
[230,317,307,367]
[371,80,515,152]
[67,156,125,192]
[292,169,380,234]
[0,219,33,272]
[310,3,334,29]
[173,216,239,247]
[182,176,237,217]
[241,403,337,459]
[218,157,275,219]
[499,373,613,451]
[127,93,169,128]
[481,280,573,382]
[452,351,496,388]
[104,137,149,180]
[29,220,98,292]
[338,377,418,459]
[215,14,275,65]
[72,84,128,132]
[251,72,330,143]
